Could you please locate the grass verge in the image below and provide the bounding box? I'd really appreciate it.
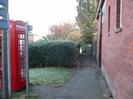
[13,67,72,98]
[13,91,39,99]
[29,67,73,86]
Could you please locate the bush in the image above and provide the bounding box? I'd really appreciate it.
[29,40,79,68]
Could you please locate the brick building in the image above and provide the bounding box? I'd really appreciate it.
[96,0,133,99]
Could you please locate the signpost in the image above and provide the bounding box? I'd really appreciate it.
[25,22,29,99]
[0,0,12,99]
[25,23,33,99]
[0,1,32,98]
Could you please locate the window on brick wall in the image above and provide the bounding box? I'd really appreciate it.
[108,6,111,34]
[102,0,107,23]
[116,0,122,31]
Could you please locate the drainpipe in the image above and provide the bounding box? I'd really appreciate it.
[99,7,102,68]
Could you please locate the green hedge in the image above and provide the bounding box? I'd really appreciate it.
[29,41,78,68]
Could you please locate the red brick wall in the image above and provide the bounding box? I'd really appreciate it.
[97,0,133,99]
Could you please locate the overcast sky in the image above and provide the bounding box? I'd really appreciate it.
[9,0,78,36]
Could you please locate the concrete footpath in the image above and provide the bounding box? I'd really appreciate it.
[30,56,113,99]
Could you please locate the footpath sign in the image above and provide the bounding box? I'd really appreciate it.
[0,0,8,29]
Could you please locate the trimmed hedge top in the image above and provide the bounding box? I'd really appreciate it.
[29,41,78,68]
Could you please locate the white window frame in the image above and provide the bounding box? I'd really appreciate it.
[120,0,123,28]
[115,0,123,32]
[102,0,107,23]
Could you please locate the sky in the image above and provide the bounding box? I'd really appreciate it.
[9,0,78,37]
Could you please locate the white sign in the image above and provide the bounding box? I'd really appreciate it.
[16,25,26,30]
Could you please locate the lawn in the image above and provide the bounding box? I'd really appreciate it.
[29,67,73,86]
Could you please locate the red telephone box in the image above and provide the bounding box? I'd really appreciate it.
[10,20,26,91]
[0,20,27,91]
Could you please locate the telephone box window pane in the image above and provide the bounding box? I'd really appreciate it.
[19,40,23,45]
[20,51,23,56]
[20,46,23,50]
[18,33,26,79]
[19,35,22,39]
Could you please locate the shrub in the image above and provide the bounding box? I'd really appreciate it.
[29,40,79,68]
